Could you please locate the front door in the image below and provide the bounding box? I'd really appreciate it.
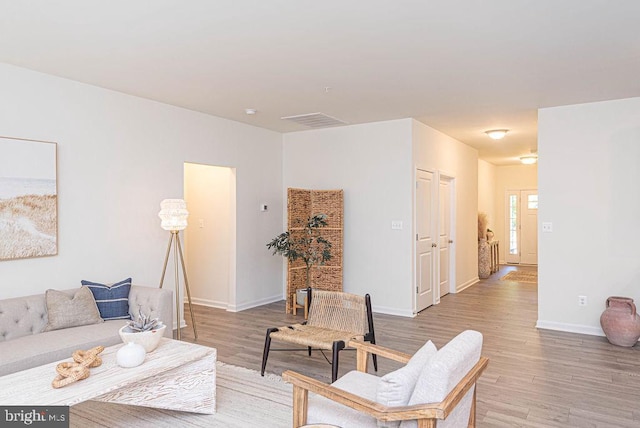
[505,189,538,264]
[415,169,435,311]
[520,190,538,264]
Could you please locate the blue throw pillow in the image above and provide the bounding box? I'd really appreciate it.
[81,277,132,320]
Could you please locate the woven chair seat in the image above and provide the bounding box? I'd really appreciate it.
[270,324,365,350]
[261,289,377,382]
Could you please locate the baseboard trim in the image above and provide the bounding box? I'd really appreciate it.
[188,297,228,310]
[456,277,479,293]
[372,305,415,318]
[184,295,283,312]
[227,294,283,312]
[536,320,605,337]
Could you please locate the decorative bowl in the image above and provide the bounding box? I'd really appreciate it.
[118,324,166,352]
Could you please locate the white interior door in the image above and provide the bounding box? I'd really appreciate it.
[415,169,435,311]
[520,190,538,264]
[505,189,538,265]
[438,176,453,297]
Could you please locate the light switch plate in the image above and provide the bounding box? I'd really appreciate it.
[391,220,403,230]
[542,222,553,232]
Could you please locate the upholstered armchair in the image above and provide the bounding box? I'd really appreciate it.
[282,330,488,427]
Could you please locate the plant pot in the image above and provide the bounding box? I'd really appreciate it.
[600,296,640,347]
[296,289,308,306]
[119,324,166,352]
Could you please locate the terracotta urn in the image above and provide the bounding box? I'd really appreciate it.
[600,296,640,347]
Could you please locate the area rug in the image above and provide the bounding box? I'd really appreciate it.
[70,362,291,427]
[500,270,538,283]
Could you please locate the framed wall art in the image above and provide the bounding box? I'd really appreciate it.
[0,136,57,261]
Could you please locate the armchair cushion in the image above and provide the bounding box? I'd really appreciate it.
[400,330,483,428]
[307,370,379,427]
[307,341,438,428]
[377,340,437,407]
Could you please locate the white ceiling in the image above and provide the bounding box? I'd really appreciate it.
[1,1,639,165]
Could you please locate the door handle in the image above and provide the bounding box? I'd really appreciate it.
[432,243,437,247]
[448,240,453,244]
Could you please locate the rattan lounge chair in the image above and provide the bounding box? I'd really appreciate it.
[261,289,377,382]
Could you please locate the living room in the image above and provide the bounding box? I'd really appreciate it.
[1,1,639,427]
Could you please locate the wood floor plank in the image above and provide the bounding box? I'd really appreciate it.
[177,265,640,427]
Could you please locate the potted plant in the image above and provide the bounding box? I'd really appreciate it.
[267,213,332,290]
[118,311,166,352]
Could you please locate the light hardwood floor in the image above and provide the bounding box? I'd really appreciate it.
[180,265,640,427]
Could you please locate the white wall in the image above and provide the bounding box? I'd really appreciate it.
[494,164,538,263]
[412,120,479,293]
[538,97,640,336]
[0,63,283,313]
[478,159,496,233]
[283,119,414,316]
[283,118,479,316]
[184,163,234,309]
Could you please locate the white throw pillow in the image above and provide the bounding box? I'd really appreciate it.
[376,340,437,407]
[400,330,483,428]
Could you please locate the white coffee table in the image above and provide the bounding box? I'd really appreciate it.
[0,338,216,414]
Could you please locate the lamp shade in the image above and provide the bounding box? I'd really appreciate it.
[158,199,189,231]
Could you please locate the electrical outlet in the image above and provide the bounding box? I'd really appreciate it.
[578,295,587,306]
[542,222,553,232]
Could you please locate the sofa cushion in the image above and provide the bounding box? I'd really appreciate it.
[400,330,483,428]
[0,320,125,376]
[44,287,103,332]
[82,277,132,320]
[377,340,437,407]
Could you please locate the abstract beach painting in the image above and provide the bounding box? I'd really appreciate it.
[0,137,57,260]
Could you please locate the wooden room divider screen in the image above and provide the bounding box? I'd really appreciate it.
[286,188,344,314]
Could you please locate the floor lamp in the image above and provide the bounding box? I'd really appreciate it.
[158,199,198,341]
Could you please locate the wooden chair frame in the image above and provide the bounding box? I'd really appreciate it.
[282,340,489,428]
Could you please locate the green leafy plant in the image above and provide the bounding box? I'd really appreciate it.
[267,213,332,288]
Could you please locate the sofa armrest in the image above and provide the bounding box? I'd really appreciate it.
[128,285,173,338]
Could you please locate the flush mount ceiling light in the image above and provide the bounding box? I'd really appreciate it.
[485,129,509,140]
[520,155,538,165]
[245,108,257,115]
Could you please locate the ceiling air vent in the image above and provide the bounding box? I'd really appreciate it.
[281,112,347,128]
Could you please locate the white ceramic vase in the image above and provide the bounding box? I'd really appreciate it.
[116,342,146,368]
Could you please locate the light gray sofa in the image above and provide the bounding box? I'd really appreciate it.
[0,285,173,376]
